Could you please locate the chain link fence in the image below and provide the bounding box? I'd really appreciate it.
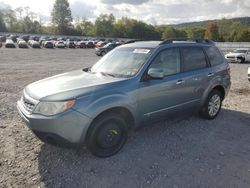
[216,42,250,54]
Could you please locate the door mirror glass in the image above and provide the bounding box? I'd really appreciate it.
[148,68,164,79]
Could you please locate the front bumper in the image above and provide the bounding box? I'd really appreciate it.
[95,50,101,55]
[17,100,92,147]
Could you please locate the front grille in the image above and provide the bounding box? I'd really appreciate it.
[21,94,37,113]
[226,56,235,59]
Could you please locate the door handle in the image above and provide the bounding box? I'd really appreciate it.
[208,73,214,77]
[176,80,184,85]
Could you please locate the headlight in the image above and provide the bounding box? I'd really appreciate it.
[33,99,76,116]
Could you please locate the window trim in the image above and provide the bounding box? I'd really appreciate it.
[180,46,209,73]
[141,47,182,81]
[203,46,224,67]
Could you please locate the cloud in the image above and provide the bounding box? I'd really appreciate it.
[97,0,250,25]
[1,0,250,25]
[101,0,150,5]
[0,1,11,9]
[70,1,96,19]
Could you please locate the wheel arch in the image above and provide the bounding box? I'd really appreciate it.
[89,106,135,130]
[201,84,226,107]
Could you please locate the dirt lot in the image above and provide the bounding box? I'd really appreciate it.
[0,48,250,188]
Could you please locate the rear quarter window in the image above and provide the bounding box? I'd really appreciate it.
[204,46,224,66]
[181,47,207,72]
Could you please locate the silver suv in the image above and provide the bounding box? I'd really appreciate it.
[17,38,231,157]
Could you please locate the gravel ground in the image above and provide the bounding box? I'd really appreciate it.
[0,48,250,188]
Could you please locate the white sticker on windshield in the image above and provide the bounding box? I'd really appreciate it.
[133,49,150,54]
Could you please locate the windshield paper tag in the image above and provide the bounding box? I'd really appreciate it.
[133,49,150,54]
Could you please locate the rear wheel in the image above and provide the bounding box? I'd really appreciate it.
[86,113,128,157]
[241,58,245,63]
[200,90,222,120]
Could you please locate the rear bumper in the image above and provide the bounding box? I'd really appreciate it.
[17,101,92,147]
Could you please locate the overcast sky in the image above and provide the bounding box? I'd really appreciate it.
[0,0,250,25]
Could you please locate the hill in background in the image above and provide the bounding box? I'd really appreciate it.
[172,17,250,28]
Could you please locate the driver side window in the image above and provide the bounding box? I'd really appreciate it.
[149,48,180,76]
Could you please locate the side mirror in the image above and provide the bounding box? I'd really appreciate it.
[148,68,164,79]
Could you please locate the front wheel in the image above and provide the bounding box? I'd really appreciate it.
[101,51,106,56]
[86,113,128,157]
[200,90,222,120]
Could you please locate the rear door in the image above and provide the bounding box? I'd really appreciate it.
[179,46,211,102]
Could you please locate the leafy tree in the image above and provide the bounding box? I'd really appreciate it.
[95,14,115,37]
[113,17,160,40]
[234,29,250,42]
[15,7,23,19]
[75,18,94,36]
[217,18,232,41]
[0,9,7,32]
[51,0,73,34]
[176,29,187,38]
[3,8,19,32]
[205,22,219,41]
[229,22,244,42]
[161,27,178,39]
[187,27,205,39]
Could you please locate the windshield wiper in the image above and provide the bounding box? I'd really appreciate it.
[99,72,116,77]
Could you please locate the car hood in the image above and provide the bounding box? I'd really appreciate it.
[25,69,125,101]
[225,52,245,57]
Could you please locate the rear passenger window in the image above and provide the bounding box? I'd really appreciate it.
[182,47,207,72]
[204,46,224,66]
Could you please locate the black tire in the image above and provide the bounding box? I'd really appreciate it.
[101,51,106,56]
[200,90,222,120]
[86,112,128,157]
[241,58,245,64]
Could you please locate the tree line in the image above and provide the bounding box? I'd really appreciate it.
[0,0,250,42]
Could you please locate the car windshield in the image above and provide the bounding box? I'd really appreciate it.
[233,49,247,53]
[90,47,152,78]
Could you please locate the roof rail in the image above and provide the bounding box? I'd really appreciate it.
[124,39,142,44]
[159,38,215,45]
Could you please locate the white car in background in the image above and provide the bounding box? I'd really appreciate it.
[225,48,250,63]
[55,41,66,48]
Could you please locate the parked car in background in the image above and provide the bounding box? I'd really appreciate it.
[95,42,121,56]
[86,41,95,48]
[0,36,6,42]
[95,41,106,48]
[30,36,40,42]
[5,39,16,48]
[76,41,86,48]
[248,67,250,81]
[66,40,76,48]
[21,35,30,42]
[17,39,29,48]
[39,37,49,46]
[43,41,54,48]
[225,48,250,63]
[55,41,66,48]
[28,40,40,48]
[10,35,18,43]
[17,38,231,157]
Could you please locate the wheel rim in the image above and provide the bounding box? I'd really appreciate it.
[208,94,221,117]
[96,121,123,149]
